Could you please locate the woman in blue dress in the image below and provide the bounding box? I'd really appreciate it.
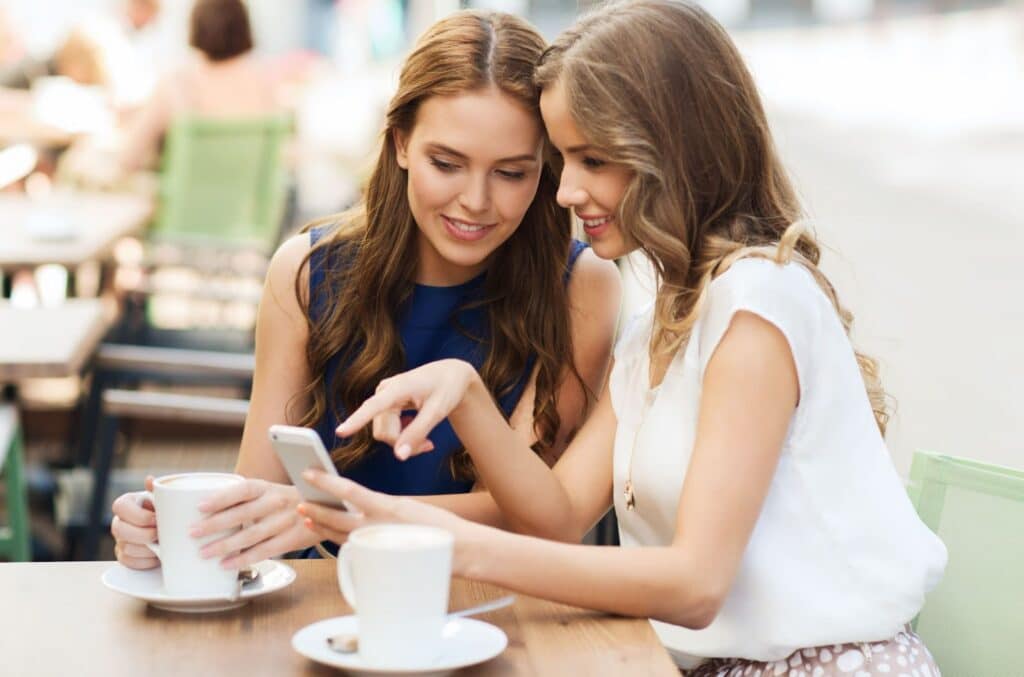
[109,10,620,570]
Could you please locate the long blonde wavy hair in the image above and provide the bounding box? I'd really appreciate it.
[293,11,584,474]
[536,0,889,433]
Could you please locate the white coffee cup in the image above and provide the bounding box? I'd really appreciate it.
[137,472,244,598]
[338,524,454,668]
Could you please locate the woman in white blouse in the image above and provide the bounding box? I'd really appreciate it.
[295,1,948,673]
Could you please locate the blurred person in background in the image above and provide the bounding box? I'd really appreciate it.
[118,0,280,171]
[124,0,162,32]
[0,9,28,80]
[0,24,111,90]
[115,0,179,103]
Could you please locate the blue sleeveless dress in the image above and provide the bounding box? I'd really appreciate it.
[307,226,588,497]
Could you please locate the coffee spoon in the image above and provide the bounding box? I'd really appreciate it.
[326,595,516,654]
[230,566,260,601]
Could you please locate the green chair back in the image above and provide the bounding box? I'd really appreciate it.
[0,405,30,561]
[152,115,291,252]
[908,450,1024,675]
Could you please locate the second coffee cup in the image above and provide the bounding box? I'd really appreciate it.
[338,524,454,668]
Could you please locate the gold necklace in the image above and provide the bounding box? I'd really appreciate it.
[623,387,658,512]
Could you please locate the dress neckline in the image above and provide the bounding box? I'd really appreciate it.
[413,270,486,293]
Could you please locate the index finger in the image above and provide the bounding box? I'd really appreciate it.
[335,390,405,437]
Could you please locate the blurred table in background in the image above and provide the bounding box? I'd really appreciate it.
[0,299,111,381]
[0,192,152,271]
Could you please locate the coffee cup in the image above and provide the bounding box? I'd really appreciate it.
[137,472,244,598]
[338,524,454,668]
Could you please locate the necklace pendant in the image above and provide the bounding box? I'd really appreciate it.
[624,480,636,511]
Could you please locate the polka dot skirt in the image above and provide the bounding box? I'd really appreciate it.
[685,628,941,677]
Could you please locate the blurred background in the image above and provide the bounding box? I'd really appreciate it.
[0,0,1020,561]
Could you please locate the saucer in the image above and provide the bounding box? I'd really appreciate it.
[291,615,508,676]
[101,559,296,613]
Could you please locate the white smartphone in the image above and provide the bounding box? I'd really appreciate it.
[269,424,348,509]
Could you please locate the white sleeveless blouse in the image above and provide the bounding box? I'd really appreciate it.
[609,258,946,667]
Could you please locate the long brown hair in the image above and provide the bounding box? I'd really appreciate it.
[536,0,889,433]
[294,11,581,474]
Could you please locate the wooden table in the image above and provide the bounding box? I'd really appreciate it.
[0,192,153,269]
[0,560,680,676]
[0,299,110,380]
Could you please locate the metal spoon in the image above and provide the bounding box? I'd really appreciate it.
[327,595,516,654]
[231,566,260,601]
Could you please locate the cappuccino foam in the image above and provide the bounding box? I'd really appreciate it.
[355,526,452,550]
[160,474,242,491]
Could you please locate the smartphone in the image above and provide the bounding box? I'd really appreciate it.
[269,424,349,509]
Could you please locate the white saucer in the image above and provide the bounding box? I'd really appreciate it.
[101,559,296,613]
[291,615,508,676]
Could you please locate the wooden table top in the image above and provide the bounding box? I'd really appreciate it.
[0,299,111,380]
[0,560,679,676]
[0,191,153,268]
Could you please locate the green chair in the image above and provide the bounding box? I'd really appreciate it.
[151,114,292,252]
[0,404,30,561]
[907,450,1024,675]
[112,114,292,348]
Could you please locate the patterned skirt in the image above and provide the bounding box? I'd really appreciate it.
[685,627,940,677]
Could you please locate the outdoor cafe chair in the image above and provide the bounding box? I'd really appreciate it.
[0,404,30,561]
[75,345,253,560]
[907,450,1024,674]
[113,113,292,352]
[70,115,292,545]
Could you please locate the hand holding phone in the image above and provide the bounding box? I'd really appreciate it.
[269,425,349,509]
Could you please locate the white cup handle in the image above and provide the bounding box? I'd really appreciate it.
[135,490,160,559]
[338,542,357,611]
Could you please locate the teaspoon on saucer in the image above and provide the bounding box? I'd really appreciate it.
[326,595,515,654]
[231,566,260,601]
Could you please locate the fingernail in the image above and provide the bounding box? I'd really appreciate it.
[199,547,212,559]
[302,469,315,481]
[304,518,315,529]
[396,444,410,460]
[197,501,210,512]
[221,558,236,569]
[296,504,307,516]
[189,526,202,537]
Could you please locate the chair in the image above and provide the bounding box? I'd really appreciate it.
[0,404,30,561]
[114,114,292,350]
[73,346,253,560]
[907,450,1024,674]
[69,117,287,557]
[152,114,291,251]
